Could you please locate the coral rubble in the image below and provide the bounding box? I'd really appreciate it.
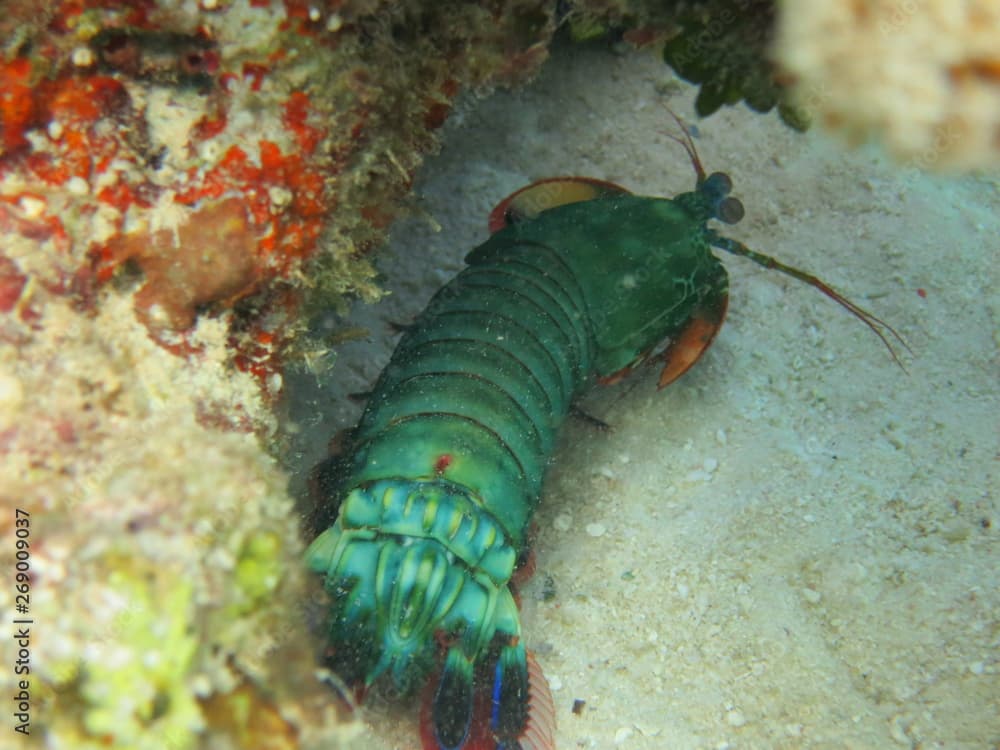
[0,293,357,748]
[776,0,1000,170]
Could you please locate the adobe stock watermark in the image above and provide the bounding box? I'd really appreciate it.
[878,0,920,37]
[10,508,33,737]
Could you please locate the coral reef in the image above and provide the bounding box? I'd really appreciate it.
[550,0,803,128]
[566,0,1000,167]
[775,0,1000,170]
[0,0,562,383]
[660,0,809,129]
[558,1,802,127]
[0,293,357,748]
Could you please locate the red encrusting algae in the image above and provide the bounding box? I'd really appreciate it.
[0,3,357,390]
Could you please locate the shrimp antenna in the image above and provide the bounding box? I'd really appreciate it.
[710,232,912,370]
[661,104,706,183]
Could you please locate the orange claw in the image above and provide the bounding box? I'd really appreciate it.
[595,302,727,391]
[488,176,630,233]
[655,299,728,389]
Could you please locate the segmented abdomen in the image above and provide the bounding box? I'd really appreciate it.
[342,238,596,545]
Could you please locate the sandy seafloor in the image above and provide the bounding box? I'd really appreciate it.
[284,42,999,750]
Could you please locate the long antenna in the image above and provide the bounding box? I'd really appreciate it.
[661,105,706,183]
[710,232,912,370]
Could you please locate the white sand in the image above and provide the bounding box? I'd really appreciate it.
[288,42,999,749]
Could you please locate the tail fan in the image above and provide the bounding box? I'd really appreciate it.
[421,647,476,750]
[505,650,555,750]
[421,644,555,750]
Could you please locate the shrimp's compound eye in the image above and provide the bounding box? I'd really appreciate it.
[702,172,733,198]
[717,197,744,224]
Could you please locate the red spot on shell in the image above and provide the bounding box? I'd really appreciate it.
[434,454,453,474]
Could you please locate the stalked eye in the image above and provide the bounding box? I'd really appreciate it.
[717,196,745,224]
[702,171,733,198]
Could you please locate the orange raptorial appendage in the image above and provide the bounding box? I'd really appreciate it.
[656,296,729,389]
[488,176,630,233]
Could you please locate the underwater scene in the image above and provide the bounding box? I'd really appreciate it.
[288,45,999,750]
[0,3,997,750]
